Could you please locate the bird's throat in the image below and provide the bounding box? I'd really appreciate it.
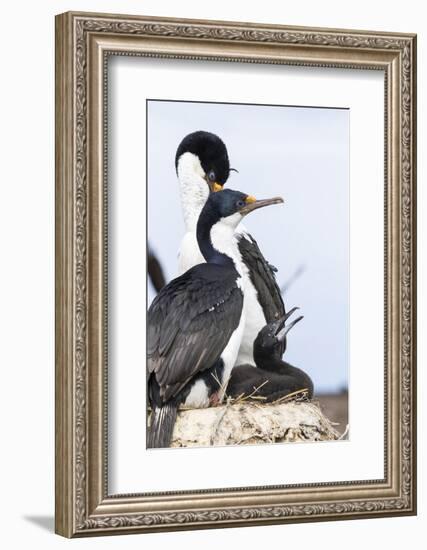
[177,155,209,231]
[197,213,235,269]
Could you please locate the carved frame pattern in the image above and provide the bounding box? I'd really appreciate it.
[55,11,416,537]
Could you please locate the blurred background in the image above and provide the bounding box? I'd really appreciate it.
[147,100,349,434]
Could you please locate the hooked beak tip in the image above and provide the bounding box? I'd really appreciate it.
[239,196,284,216]
[274,309,303,341]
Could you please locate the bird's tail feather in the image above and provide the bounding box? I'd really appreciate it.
[147,403,178,448]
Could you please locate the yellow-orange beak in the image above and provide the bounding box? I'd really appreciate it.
[210,181,224,193]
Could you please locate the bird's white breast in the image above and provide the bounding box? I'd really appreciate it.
[176,157,267,368]
[182,306,246,408]
[235,243,267,367]
[218,309,246,398]
[178,232,204,274]
[183,379,210,408]
[178,226,267,367]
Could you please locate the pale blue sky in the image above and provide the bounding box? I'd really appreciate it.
[147,100,349,393]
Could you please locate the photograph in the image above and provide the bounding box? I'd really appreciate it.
[146,99,349,449]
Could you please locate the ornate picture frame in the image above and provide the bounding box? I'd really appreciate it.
[55,11,417,537]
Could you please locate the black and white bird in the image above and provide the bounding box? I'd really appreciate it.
[227,309,314,402]
[147,189,283,448]
[175,131,286,367]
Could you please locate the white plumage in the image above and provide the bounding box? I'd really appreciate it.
[177,152,267,367]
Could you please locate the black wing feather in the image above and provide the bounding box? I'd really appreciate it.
[148,264,243,403]
[237,231,285,322]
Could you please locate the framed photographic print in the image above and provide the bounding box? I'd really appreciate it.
[55,11,417,537]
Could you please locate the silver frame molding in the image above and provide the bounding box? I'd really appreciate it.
[55,11,417,538]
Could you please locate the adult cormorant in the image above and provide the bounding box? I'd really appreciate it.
[147,189,283,448]
[175,131,286,367]
[227,308,314,402]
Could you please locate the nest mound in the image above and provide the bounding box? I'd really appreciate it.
[171,400,341,448]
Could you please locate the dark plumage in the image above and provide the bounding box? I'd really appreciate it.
[147,189,284,448]
[148,263,243,403]
[175,130,287,366]
[175,130,230,186]
[147,247,166,293]
[237,232,286,354]
[227,308,314,402]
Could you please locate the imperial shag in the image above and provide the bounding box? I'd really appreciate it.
[147,189,283,448]
[175,131,286,367]
[227,309,314,401]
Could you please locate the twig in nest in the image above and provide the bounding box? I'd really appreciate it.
[243,380,269,400]
[271,388,310,405]
[209,397,231,445]
[228,380,270,405]
[210,370,229,403]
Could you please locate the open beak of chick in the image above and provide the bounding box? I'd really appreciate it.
[273,308,304,342]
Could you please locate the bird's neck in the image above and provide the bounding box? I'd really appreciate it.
[253,349,285,372]
[177,154,209,232]
[197,212,236,269]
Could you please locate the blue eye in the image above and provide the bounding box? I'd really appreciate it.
[236,200,245,208]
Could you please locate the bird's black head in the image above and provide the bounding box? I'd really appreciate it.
[203,189,284,226]
[196,190,283,265]
[175,131,231,191]
[253,308,303,362]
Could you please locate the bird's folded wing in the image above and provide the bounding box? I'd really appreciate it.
[237,231,285,322]
[147,270,243,402]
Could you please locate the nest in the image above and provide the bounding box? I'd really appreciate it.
[170,398,341,448]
